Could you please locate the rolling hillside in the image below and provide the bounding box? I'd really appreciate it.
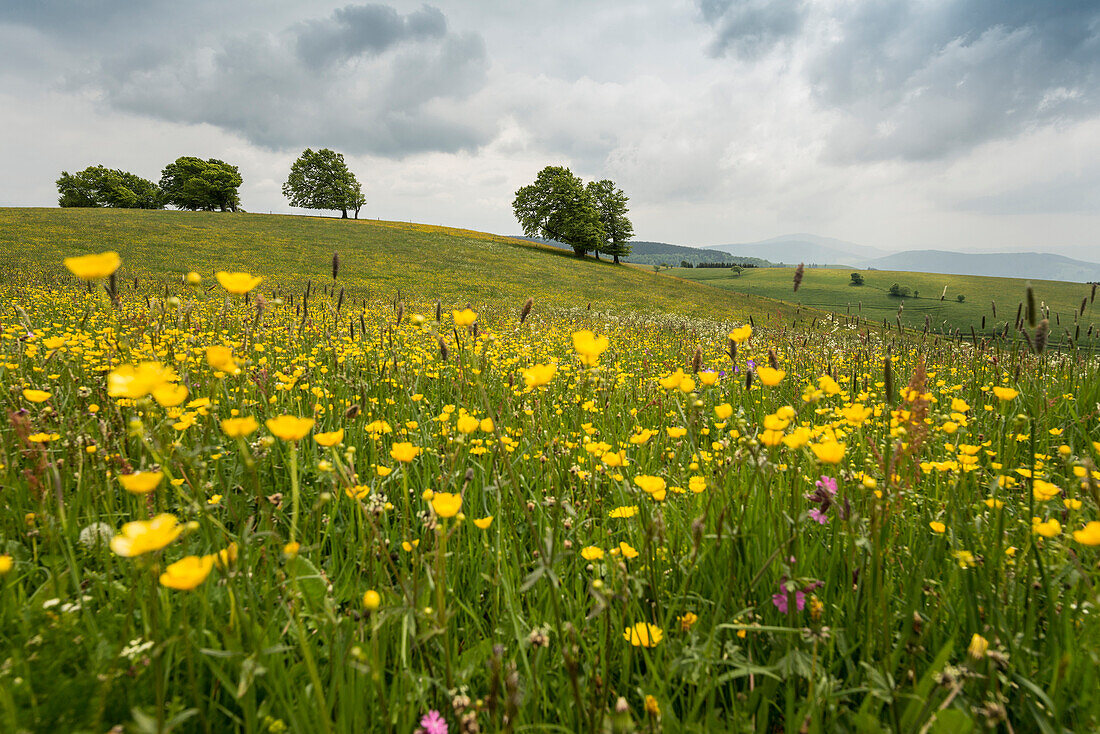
[865,250,1100,282]
[702,234,1100,282]
[0,208,802,323]
[676,265,1099,343]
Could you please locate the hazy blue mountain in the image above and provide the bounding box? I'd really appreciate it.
[703,233,887,265]
[515,231,1100,282]
[865,250,1100,283]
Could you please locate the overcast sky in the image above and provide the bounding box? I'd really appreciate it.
[2,0,1099,256]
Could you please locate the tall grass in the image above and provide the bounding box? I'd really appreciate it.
[0,235,1098,732]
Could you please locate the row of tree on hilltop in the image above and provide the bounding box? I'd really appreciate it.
[513,166,634,263]
[57,149,366,218]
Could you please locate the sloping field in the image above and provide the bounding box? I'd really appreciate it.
[677,265,1099,344]
[0,208,802,323]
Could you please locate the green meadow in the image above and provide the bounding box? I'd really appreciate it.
[676,265,1099,345]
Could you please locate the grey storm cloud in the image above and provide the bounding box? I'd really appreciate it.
[698,0,805,59]
[60,3,491,157]
[295,4,447,68]
[700,0,1100,162]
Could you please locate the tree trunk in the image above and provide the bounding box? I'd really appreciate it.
[341,209,348,219]
[614,254,620,264]
[572,247,586,258]
[354,205,361,219]
[594,251,600,261]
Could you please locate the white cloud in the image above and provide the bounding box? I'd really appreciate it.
[1,0,1099,256]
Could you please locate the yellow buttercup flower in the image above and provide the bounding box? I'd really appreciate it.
[110,514,181,557]
[215,271,263,294]
[159,555,214,590]
[609,505,638,518]
[658,370,684,390]
[715,403,733,420]
[992,386,1019,401]
[929,521,946,534]
[968,634,989,659]
[119,471,164,495]
[390,442,421,463]
[210,542,238,569]
[0,555,13,575]
[431,492,462,518]
[205,345,239,374]
[363,590,381,611]
[581,546,604,561]
[64,251,121,280]
[473,515,494,529]
[523,363,557,388]
[1032,479,1061,501]
[678,612,699,631]
[729,324,752,344]
[453,308,478,327]
[619,541,639,559]
[108,362,178,399]
[572,330,610,366]
[634,475,667,495]
[456,415,480,434]
[152,383,189,407]
[266,415,315,441]
[811,440,846,464]
[602,450,626,467]
[623,622,663,647]
[313,428,345,447]
[221,416,259,437]
[1072,521,1100,546]
[756,367,785,386]
[1033,518,1061,537]
[22,389,51,403]
[841,403,871,426]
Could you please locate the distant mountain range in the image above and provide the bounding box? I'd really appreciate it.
[704,234,888,266]
[511,232,1100,282]
[700,234,1100,283]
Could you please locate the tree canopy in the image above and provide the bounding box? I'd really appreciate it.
[512,166,606,258]
[586,179,634,263]
[56,166,163,209]
[282,148,366,219]
[159,157,242,212]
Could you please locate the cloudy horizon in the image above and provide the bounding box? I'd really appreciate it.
[2,1,1099,258]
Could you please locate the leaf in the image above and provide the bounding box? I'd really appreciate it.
[286,556,329,613]
[237,654,267,699]
[519,566,544,592]
[929,709,973,734]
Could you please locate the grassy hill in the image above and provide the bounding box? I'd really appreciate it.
[676,264,1100,343]
[0,208,801,323]
[865,250,1100,283]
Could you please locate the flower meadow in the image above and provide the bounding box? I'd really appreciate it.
[2,249,1100,733]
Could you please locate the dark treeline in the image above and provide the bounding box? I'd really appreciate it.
[694,262,759,269]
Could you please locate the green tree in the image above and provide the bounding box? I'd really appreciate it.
[282,148,366,219]
[513,166,604,257]
[56,166,163,209]
[849,272,865,286]
[159,157,242,212]
[585,179,634,264]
